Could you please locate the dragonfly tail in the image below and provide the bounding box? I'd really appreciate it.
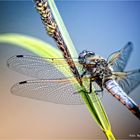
[129,104,140,120]
[105,80,140,120]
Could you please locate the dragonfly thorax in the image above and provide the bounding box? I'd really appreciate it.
[93,59,112,79]
[78,51,112,81]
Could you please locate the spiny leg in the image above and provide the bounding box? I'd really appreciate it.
[89,78,92,93]
[95,79,104,94]
[73,77,92,94]
[81,70,87,78]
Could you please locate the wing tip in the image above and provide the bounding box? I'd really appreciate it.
[121,41,133,54]
[10,80,28,95]
[7,55,24,68]
[126,41,133,49]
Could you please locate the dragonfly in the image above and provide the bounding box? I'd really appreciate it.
[7,42,140,119]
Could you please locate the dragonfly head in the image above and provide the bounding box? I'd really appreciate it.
[78,50,95,65]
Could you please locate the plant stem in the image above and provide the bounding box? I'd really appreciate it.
[34,0,116,139]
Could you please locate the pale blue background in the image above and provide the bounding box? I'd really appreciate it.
[1,1,140,67]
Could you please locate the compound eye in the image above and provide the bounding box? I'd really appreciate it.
[90,51,95,55]
[88,52,95,57]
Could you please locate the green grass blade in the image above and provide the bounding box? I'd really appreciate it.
[0,33,62,58]
[47,0,115,139]
[48,0,78,57]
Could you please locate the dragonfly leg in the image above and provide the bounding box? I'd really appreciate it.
[73,78,92,94]
[94,79,104,94]
[81,70,87,78]
[89,78,92,93]
[94,88,103,94]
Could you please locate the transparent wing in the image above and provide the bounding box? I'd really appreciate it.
[108,42,133,72]
[7,55,82,79]
[116,69,140,94]
[11,77,103,104]
[11,78,84,105]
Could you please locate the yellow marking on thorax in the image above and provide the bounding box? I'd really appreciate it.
[88,55,104,61]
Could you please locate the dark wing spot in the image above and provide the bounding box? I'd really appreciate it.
[127,41,132,45]
[16,55,24,58]
[19,81,27,84]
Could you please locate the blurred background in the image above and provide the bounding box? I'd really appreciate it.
[0,0,140,139]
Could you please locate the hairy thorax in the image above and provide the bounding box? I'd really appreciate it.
[85,56,113,81]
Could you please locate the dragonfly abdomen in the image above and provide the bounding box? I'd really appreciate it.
[105,80,140,120]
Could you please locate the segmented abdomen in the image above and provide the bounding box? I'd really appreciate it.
[105,80,140,120]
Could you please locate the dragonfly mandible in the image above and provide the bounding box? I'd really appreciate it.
[7,42,140,119]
